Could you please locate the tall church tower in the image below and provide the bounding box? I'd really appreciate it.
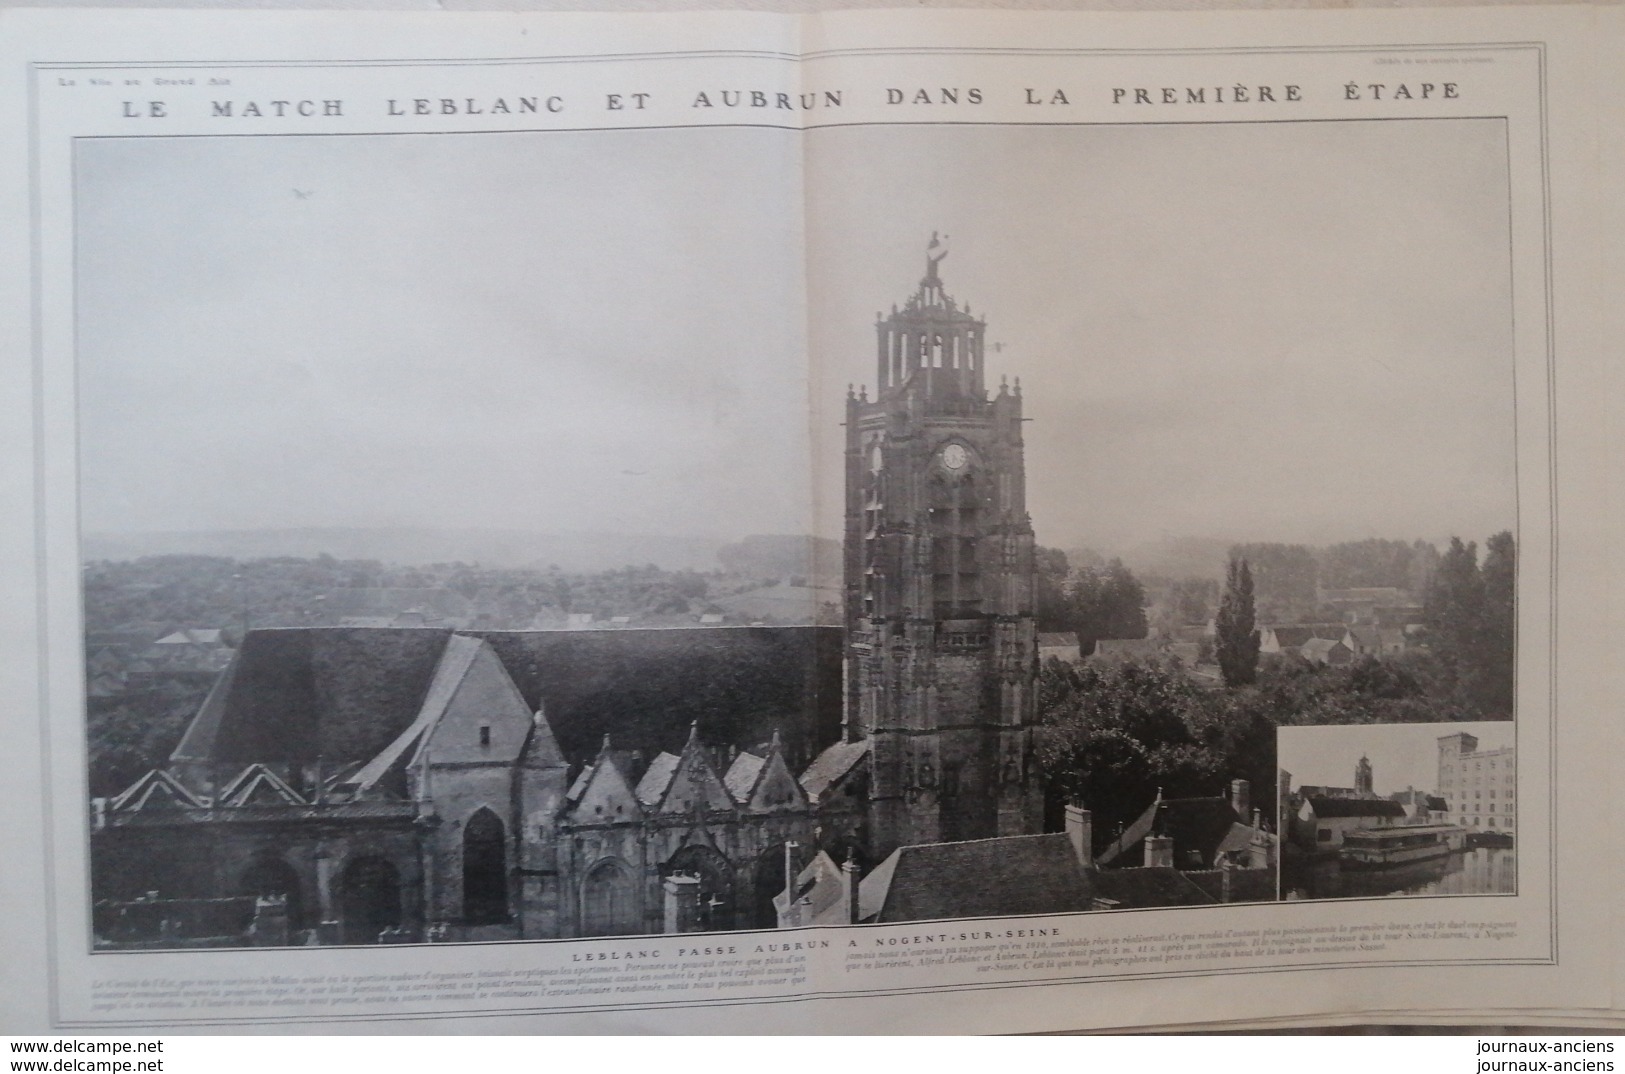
[844,237,1042,860]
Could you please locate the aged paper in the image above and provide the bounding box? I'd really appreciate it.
[0,5,1616,1034]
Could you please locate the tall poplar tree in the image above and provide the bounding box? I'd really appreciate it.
[1216,557,1261,687]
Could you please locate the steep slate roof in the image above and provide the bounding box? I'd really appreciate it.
[1096,795,1248,869]
[859,834,1092,924]
[472,626,843,763]
[1085,866,1216,908]
[723,752,766,802]
[343,633,486,791]
[1214,822,1259,856]
[800,739,869,802]
[1306,796,1407,819]
[170,625,844,770]
[1182,867,1278,905]
[172,628,452,766]
[1297,785,1359,799]
[635,753,681,807]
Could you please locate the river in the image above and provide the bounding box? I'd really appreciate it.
[1283,847,1516,900]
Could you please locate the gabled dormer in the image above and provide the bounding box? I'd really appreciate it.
[739,732,808,814]
[646,723,733,815]
[216,763,306,807]
[566,736,642,827]
[109,769,207,814]
[416,635,536,767]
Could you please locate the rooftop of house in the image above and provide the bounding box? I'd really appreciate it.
[1085,865,1216,909]
[859,833,1093,924]
[1264,624,1350,649]
[1303,796,1408,819]
[1096,794,1250,869]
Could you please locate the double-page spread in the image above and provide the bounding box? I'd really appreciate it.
[0,4,1619,1034]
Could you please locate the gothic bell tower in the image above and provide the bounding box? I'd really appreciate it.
[844,237,1042,860]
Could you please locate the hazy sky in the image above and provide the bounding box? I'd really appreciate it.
[78,119,1517,553]
[1279,721,1514,799]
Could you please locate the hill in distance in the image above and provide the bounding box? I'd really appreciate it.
[82,527,731,573]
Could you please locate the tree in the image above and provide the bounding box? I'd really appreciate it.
[1067,558,1149,654]
[1478,531,1516,718]
[1033,547,1075,633]
[1034,659,1219,844]
[1215,557,1260,687]
[1423,536,1484,706]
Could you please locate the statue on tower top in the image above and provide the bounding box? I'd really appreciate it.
[925,231,950,283]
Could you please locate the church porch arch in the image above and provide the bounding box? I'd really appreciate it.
[239,852,307,932]
[580,857,641,938]
[338,855,403,945]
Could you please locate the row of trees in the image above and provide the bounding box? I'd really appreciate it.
[84,554,747,636]
[1227,539,1441,622]
[1209,531,1515,708]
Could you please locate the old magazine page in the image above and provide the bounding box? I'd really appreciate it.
[0,5,1616,1033]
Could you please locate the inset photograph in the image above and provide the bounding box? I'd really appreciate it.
[1278,722,1514,900]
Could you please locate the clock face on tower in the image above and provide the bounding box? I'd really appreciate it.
[940,443,970,472]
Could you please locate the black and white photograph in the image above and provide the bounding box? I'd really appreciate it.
[79,116,1518,950]
[1278,721,1516,901]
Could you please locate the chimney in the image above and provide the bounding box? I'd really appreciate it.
[1145,834,1175,869]
[662,874,701,934]
[1064,804,1093,868]
[1229,779,1250,819]
[841,855,861,925]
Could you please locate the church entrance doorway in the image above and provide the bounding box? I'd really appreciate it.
[581,858,640,937]
[461,808,508,924]
[338,856,401,944]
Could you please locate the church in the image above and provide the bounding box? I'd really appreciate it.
[88,243,1049,947]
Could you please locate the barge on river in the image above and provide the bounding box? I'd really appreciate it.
[1338,823,1467,869]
